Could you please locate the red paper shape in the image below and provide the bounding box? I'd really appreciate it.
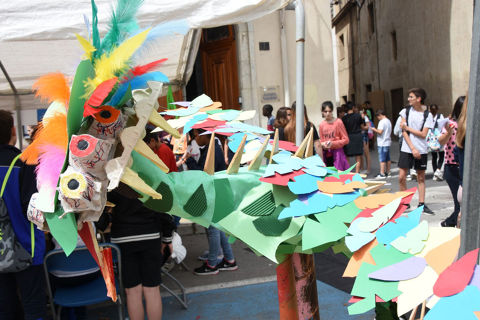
[78,222,101,266]
[433,248,479,297]
[259,169,305,186]
[348,296,397,303]
[276,140,298,152]
[83,77,118,117]
[324,174,356,183]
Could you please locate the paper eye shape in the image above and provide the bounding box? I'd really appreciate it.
[69,134,113,179]
[59,170,87,199]
[92,105,121,124]
[70,135,97,158]
[88,105,125,140]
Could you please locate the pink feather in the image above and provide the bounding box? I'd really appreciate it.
[35,145,66,192]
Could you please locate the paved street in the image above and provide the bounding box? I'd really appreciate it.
[86,144,454,319]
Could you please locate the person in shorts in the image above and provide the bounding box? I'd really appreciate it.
[342,102,367,173]
[371,110,392,178]
[398,88,435,214]
[107,190,175,320]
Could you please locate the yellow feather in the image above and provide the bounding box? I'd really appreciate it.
[84,29,150,96]
[75,33,96,60]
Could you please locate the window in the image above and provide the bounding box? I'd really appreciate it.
[342,95,348,103]
[351,94,356,104]
[339,34,345,60]
[259,42,270,51]
[391,31,398,60]
[368,3,375,35]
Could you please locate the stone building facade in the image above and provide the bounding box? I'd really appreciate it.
[331,0,472,120]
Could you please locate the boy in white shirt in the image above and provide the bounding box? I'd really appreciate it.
[371,110,392,178]
[398,88,435,214]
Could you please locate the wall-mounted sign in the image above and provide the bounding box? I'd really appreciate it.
[260,86,280,103]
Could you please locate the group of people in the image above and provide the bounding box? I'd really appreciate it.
[262,100,391,176]
[263,87,468,224]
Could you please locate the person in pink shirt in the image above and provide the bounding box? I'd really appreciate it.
[438,95,465,227]
[318,101,350,170]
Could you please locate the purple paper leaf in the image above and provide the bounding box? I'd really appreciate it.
[368,256,427,281]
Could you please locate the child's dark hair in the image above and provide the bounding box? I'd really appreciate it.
[0,110,14,145]
[451,96,466,121]
[262,104,273,114]
[408,88,427,104]
[321,101,334,111]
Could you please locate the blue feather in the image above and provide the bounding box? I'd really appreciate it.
[109,72,169,106]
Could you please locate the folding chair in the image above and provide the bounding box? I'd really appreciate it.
[160,268,188,309]
[43,243,125,320]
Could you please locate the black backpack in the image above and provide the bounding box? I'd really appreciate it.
[405,106,429,131]
[0,154,32,273]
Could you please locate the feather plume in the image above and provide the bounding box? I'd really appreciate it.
[84,29,150,96]
[32,73,70,106]
[21,113,68,165]
[108,71,168,106]
[124,59,167,80]
[91,0,101,60]
[99,0,143,56]
[75,34,96,60]
[131,20,190,64]
[36,145,66,196]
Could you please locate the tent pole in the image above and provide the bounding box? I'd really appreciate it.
[0,61,22,149]
[460,0,480,255]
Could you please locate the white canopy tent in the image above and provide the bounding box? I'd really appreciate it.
[0,0,289,108]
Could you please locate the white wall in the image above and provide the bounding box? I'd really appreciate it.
[252,0,336,130]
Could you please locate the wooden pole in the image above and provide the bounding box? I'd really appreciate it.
[292,253,320,320]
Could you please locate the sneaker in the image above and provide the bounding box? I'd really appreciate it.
[420,204,434,215]
[434,169,444,181]
[406,174,412,181]
[375,173,387,179]
[411,170,417,180]
[440,220,455,227]
[217,259,238,271]
[432,175,438,181]
[194,262,219,275]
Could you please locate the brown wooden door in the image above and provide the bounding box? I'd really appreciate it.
[200,26,240,110]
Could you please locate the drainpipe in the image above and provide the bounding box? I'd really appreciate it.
[286,0,306,145]
[332,26,340,106]
[0,61,22,149]
[279,9,291,108]
[279,2,320,320]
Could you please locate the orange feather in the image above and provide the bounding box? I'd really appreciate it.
[21,113,68,165]
[32,73,71,106]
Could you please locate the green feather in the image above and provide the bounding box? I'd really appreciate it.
[91,0,100,60]
[100,0,144,55]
